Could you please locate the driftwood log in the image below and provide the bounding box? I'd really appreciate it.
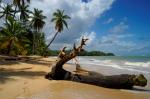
[45,38,147,89]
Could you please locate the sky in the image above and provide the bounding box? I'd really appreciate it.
[2,0,150,56]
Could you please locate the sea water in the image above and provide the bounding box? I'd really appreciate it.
[68,56,150,91]
[68,56,150,77]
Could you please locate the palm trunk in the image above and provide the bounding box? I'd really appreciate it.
[32,32,35,55]
[38,32,42,55]
[5,15,8,24]
[13,6,17,19]
[7,40,13,55]
[35,32,37,54]
[22,0,25,5]
[36,32,41,55]
[42,31,59,56]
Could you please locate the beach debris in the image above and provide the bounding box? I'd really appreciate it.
[45,37,147,89]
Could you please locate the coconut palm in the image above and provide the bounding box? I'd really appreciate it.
[13,0,30,19]
[0,4,14,20]
[0,0,2,11]
[19,4,31,21]
[0,16,28,55]
[30,8,46,31]
[30,8,46,54]
[0,0,2,7]
[43,9,71,55]
[13,0,30,7]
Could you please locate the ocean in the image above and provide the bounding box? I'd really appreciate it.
[68,56,150,78]
[67,56,150,91]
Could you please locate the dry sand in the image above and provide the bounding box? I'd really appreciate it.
[0,56,150,99]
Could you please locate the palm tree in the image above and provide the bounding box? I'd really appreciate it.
[13,0,30,19]
[30,8,46,54]
[0,0,2,11]
[30,8,46,31]
[0,4,14,20]
[0,16,27,55]
[0,0,2,4]
[43,9,71,55]
[19,4,31,21]
[13,0,30,7]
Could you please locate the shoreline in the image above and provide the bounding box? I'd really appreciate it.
[0,56,150,99]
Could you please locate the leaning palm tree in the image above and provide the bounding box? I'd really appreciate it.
[30,8,46,54]
[0,4,14,20]
[0,16,27,55]
[43,9,71,55]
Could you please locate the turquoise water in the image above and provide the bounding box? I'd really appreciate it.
[69,56,150,75]
[80,56,150,62]
[67,56,150,76]
[67,56,150,91]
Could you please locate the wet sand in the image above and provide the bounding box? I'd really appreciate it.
[0,56,150,99]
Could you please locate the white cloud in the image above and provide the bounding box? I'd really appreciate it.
[77,31,96,45]
[91,20,150,55]
[99,21,130,45]
[29,0,115,49]
[104,18,113,24]
[1,0,115,51]
[109,21,129,34]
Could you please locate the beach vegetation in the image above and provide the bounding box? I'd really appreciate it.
[42,9,71,55]
[0,0,114,56]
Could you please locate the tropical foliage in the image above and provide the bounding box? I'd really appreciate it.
[0,0,113,56]
[0,4,14,19]
[42,9,71,55]
[0,0,71,56]
[30,8,46,54]
[0,16,28,55]
[0,0,46,55]
[45,50,115,56]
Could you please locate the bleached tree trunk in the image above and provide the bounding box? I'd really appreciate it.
[45,37,88,79]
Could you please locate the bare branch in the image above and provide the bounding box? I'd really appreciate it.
[73,43,77,51]
[57,37,88,61]
[58,47,67,59]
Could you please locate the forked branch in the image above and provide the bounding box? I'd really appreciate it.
[58,37,88,61]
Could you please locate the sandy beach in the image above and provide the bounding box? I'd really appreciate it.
[0,56,150,99]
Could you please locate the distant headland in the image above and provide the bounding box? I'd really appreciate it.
[47,50,115,56]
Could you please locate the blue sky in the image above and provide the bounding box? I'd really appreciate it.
[2,0,150,56]
[93,0,150,38]
[89,0,150,56]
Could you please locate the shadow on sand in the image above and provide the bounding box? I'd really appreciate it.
[0,57,53,66]
[132,87,150,92]
[0,68,47,84]
[0,57,52,84]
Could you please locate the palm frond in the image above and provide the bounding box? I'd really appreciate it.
[30,8,46,31]
[62,20,68,29]
[52,9,71,32]
[63,15,71,19]
[51,18,57,22]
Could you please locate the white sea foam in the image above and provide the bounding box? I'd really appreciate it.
[125,62,150,67]
[76,57,150,74]
[78,58,123,69]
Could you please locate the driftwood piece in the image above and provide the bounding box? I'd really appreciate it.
[45,37,147,89]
